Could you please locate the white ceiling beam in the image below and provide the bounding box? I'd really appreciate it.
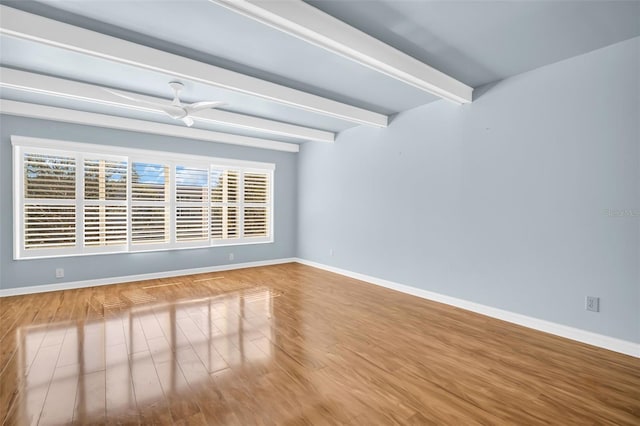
[0,5,388,127]
[210,0,473,104]
[0,67,335,143]
[0,100,300,153]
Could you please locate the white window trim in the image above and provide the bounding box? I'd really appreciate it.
[12,135,275,260]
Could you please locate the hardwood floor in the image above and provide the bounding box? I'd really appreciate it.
[0,263,638,425]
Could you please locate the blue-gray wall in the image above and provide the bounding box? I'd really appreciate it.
[0,116,298,289]
[298,37,640,343]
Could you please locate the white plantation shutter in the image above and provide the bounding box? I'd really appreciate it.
[23,153,77,250]
[83,158,128,248]
[24,204,76,249]
[13,137,274,259]
[243,172,269,238]
[176,166,209,242]
[243,172,268,204]
[244,207,268,237]
[84,206,127,246]
[131,161,169,245]
[211,168,240,240]
[84,159,127,200]
[24,153,76,199]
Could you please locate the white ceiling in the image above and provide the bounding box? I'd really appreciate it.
[1,0,638,150]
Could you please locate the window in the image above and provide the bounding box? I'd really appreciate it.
[243,172,270,237]
[83,157,128,248]
[131,161,169,246]
[13,136,274,259]
[175,165,209,243]
[23,153,76,250]
[211,168,239,240]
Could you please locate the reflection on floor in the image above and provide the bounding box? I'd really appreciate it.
[1,263,639,425]
[19,287,276,424]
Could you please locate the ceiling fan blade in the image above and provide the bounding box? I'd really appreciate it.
[185,101,226,114]
[182,116,194,127]
[161,105,186,119]
[104,88,170,109]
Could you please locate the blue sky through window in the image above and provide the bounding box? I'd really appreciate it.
[176,166,208,187]
[211,169,222,189]
[134,162,165,185]
[133,163,214,187]
[107,161,126,182]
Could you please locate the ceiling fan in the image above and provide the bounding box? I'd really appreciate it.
[106,81,226,127]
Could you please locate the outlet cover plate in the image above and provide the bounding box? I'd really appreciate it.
[586,296,600,312]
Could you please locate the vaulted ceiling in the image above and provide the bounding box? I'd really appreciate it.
[1,0,639,152]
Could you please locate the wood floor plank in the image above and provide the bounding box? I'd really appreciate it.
[1,263,638,425]
[38,364,79,426]
[104,342,137,424]
[72,369,106,425]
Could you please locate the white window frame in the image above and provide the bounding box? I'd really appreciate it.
[12,136,275,260]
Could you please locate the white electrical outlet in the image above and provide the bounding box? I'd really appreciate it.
[55,268,64,278]
[329,248,334,256]
[229,253,234,261]
[586,296,600,312]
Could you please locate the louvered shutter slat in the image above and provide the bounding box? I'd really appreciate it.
[176,206,209,241]
[83,158,128,248]
[243,172,269,238]
[176,166,209,242]
[24,204,76,249]
[84,159,127,200]
[84,205,127,247]
[24,154,76,199]
[211,168,240,240]
[23,153,76,250]
[243,207,268,237]
[131,163,168,245]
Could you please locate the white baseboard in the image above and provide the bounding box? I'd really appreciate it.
[0,258,296,297]
[294,258,640,358]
